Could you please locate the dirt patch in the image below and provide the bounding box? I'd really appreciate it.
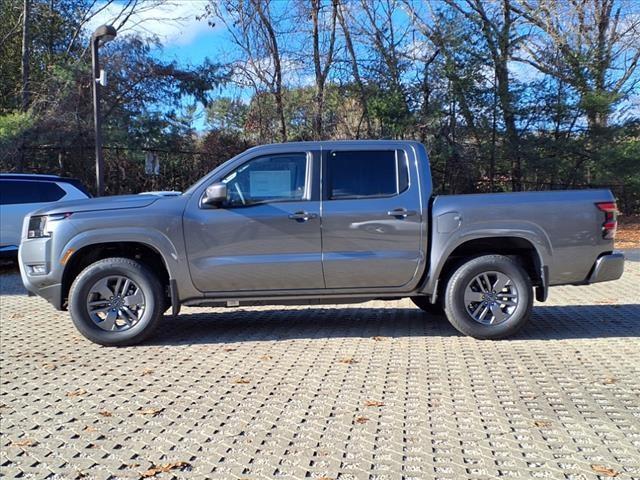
[616,215,640,249]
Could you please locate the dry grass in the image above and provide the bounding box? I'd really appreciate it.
[616,215,640,249]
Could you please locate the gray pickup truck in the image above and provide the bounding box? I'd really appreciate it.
[19,141,624,345]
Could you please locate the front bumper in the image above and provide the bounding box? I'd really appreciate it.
[587,253,625,284]
[19,239,65,310]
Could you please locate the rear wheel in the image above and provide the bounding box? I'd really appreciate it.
[69,257,164,346]
[444,255,533,339]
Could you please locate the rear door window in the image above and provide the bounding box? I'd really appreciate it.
[327,150,409,199]
[0,180,65,205]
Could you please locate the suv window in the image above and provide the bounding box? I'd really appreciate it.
[0,180,65,205]
[221,153,309,207]
[327,150,409,199]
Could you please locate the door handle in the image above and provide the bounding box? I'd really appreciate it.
[288,211,317,222]
[387,208,417,218]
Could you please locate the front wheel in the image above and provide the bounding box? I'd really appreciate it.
[444,255,533,339]
[69,257,165,346]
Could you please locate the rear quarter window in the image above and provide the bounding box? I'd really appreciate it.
[0,180,66,205]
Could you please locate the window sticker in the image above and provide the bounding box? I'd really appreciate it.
[250,170,291,197]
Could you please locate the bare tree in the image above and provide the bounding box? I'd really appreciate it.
[443,0,524,191]
[309,0,337,139]
[208,0,288,141]
[357,0,410,112]
[512,0,640,136]
[336,0,372,137]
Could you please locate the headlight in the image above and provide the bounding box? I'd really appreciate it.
[27,216,49,238]
[27,213,71,239]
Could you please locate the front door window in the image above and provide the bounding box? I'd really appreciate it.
[221,153,309,207]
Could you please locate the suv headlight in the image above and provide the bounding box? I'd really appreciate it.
[27,213,71,239]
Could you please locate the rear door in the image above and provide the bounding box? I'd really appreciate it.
[321,148,423,288]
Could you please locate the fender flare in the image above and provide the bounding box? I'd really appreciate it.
[420,223,552,301]
[62,228,180,275]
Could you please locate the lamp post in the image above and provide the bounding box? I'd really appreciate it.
[91,24,117,196]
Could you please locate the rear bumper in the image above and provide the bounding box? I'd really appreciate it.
[587,253,625,284]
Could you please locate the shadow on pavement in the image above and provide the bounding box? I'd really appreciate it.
[0,270,24,296]
[149,303,640,346]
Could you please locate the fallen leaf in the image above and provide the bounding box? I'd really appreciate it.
[354,416,369,424]
[42,363,57,371]
[223,347,237,352]
[234,378,251,384]
[138,407,164,417]
[365,400,385,407]
[11,439,38,447]
[591,464,619,477]
[83,425,97,433]
[66,388,87,397]
[98,410,113,417]
[594,299,616,305]
[603,378,617,384]
[140,461,191,478]
[372,336,387,341]
[259,355,272,361]
[339,357,358,364]
[141,368,154,376]
[533,420,552,428]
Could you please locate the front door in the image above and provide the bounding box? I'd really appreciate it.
[183,151,324,292]
[321,148,424,289]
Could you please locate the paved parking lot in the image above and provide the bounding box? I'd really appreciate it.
[1,252,639,479]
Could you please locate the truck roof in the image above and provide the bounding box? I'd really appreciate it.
[254,139,424,148]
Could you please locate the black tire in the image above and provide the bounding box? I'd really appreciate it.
[411,296,445,316]
[69,257,164,346]
[443,255,533,339]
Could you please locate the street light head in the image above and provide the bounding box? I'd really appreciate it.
[92,24,117,43]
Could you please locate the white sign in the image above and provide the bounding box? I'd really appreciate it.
[250,170,291,197]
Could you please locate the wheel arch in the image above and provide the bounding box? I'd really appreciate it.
[61,240,172,310]
[421,233,549,303]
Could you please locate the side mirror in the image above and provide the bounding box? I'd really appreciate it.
[202,183,228,207]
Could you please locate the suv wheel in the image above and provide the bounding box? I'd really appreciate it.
[69,257,164,346]
[444,255,533,339]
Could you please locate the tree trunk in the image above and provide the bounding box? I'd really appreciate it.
[337,2,371,138]
[18,0,30,173]
[252,0,287,141]
[495,60,521,191]
[21,0,30,111]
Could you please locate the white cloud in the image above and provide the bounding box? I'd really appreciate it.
[86,0,213,46]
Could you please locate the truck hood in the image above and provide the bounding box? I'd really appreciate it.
[31,194,161,216]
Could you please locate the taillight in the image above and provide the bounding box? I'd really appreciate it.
[596,201,618,239]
